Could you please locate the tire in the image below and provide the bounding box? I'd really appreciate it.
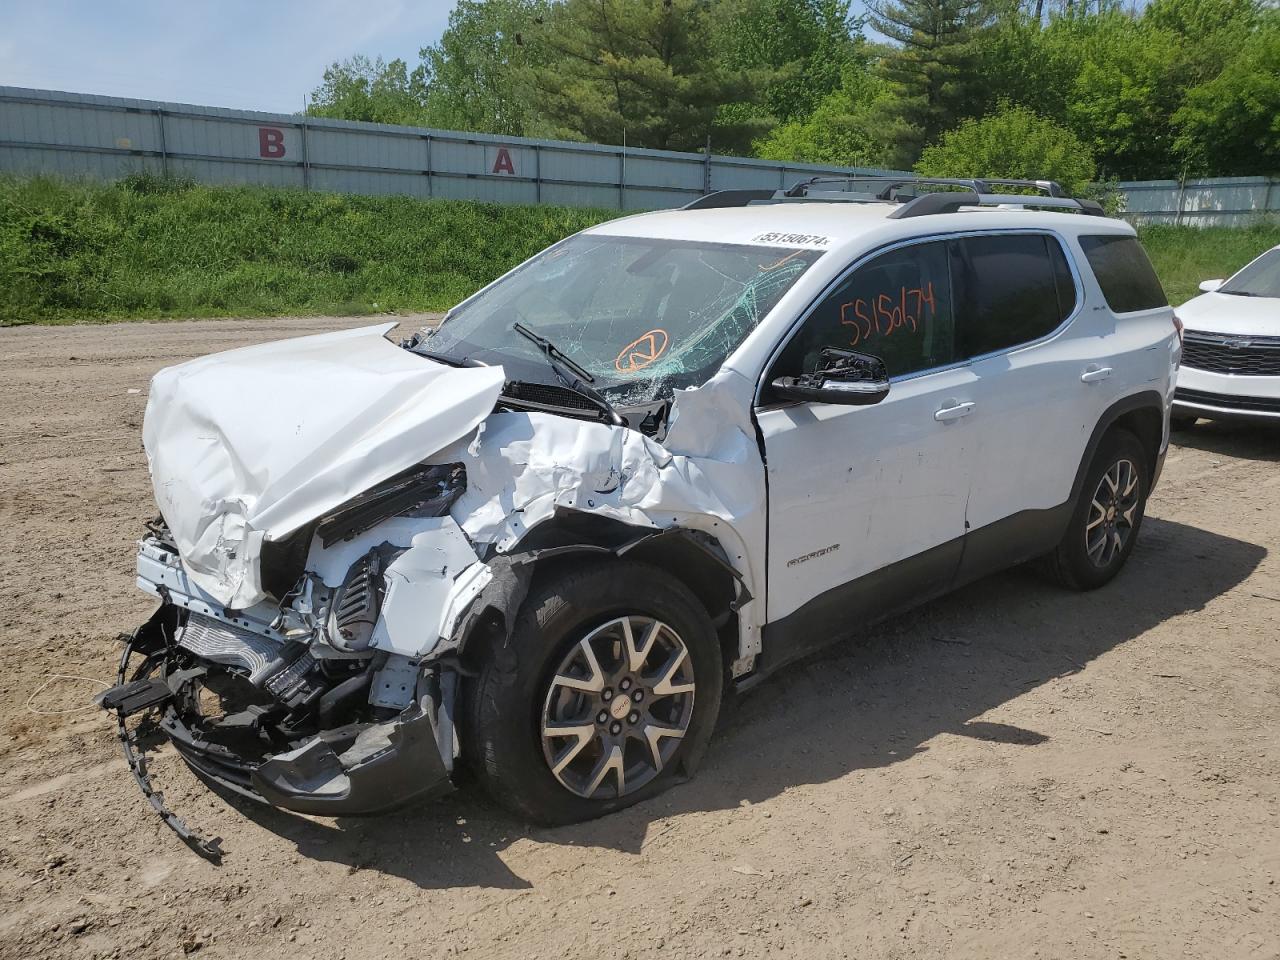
[1040,428,1150,591]
[461,559,723,825]
[1170,414,1197,431]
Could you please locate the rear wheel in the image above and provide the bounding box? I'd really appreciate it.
[1040,428,1149,590]
[462,560,722,824]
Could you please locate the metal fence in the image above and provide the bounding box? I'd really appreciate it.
[3,86,1277,226]
[0,86,904,210]
[1116,176,1280,227]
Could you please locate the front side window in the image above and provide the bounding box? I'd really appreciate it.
[1079,235,1168,313]
[771,240,955,380]
[1220,248,1280,298]
[951,233,1077,358]
[420,234,823,403]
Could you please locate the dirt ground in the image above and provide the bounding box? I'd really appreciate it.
[0,316,1277,960]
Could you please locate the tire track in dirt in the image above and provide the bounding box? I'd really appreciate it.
[0,316,1276,960]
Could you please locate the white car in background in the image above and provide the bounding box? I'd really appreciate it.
[1173,244,1280,426]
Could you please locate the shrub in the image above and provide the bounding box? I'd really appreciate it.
[914,105,1097,196]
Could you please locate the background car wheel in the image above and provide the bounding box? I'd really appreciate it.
[462,559,723,825]
[1040,428,1150,591]
[1170,414,1197,430]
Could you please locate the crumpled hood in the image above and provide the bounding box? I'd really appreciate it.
[143,323,505,609]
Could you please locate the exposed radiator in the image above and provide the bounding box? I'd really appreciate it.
[179,612,282,684]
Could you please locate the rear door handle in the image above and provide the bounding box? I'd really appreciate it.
[934,401,975,422]
[1081,365,1113,383]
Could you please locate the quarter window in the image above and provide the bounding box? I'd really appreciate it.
[1079,235,1168,313]
[951,234,1077,359]
[771,240,954,380]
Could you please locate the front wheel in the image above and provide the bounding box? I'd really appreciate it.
[462,560,723,824]
[1040,428,1150,591]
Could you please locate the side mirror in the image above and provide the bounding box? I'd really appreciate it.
[1199,278,1224,293]
[771,347,890,406]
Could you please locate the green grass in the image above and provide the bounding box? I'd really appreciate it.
[1138,221,1280,306]
[2,174,1277,324]
[0,175,617,325]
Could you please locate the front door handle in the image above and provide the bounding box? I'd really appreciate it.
[934,401,975,422]
[1081,365,1113,383]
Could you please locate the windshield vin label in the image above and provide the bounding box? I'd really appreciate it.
[787,543,840,567]
[753,232,831,248]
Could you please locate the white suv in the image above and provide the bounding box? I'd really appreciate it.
[1173,243,1280,425]
[99,178,1181,853]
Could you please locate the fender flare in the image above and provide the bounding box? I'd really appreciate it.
[1068,390,1165,505]
[448,515,751,667]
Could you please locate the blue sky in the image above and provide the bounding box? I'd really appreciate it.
[0,0,457,113]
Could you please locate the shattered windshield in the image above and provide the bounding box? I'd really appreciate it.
[420,234,823,403]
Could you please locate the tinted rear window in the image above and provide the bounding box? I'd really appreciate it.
[951,234,1077,359]
[1079,235,1167,313]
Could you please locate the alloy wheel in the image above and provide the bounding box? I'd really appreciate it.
[540,615,696,800]
[1085,458,1140,568]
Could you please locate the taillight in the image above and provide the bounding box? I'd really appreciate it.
[1172,313,1184,347]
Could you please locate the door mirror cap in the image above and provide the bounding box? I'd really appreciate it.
[1199,278,1225,293]
[771,347,890,406]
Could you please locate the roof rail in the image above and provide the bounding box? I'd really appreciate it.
[681,189,776,210]
[783,175,1067,199]
[888,190,1106,219]
[675,176,1105,220]
[680,176,1106,218]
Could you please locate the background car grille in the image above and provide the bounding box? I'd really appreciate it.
[1181,332,1280,375]
[1174,388,1280,414]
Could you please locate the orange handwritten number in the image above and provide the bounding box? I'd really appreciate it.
[839,301,860,346]
[840,283,938,348]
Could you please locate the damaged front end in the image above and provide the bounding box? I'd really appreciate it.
[98,468,480,855]
[103,512,471,829]
[101,322,768,853]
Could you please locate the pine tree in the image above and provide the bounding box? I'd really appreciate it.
[528,0,771,152]
[867,0,994,168]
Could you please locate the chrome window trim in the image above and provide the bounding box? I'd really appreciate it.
[754,227,1087,407]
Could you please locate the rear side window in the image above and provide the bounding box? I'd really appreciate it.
[951,234,1077,358]
[1079,235,1168,312]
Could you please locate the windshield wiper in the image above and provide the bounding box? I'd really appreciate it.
[512,322,624,426]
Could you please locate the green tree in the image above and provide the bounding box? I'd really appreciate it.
[914,103,1096,194]
[1174,19,1280,176]
[971,15,1078,123]
[1063,13,1187,179]
[307,56,427,125]
[418,0,551,135]
[712,0,865,124]
[528,0,771,152]
[866,0,995,168]
[754,66,898,168]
